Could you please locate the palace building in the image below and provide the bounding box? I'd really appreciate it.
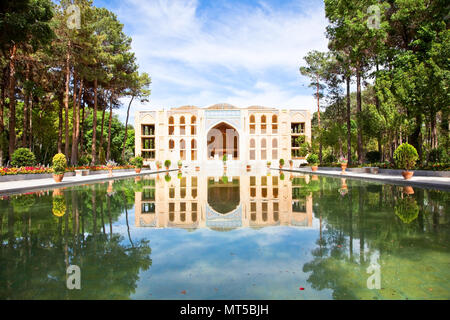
[134,104,311,165]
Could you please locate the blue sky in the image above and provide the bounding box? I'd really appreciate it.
[92,0,329,123]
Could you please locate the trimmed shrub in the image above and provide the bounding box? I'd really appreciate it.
[164,159,171,168]
[366,150,381,163]
[52,153,67,174]
[131,156,144,168]
[306,154,319,165]
[394,143,418,170]
[279,158,285,166]
[11,148,36,167]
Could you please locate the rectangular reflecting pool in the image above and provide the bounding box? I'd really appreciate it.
[0,171,449,299]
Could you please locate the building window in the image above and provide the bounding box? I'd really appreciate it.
[180,116,186,135]
[191,116,197,135]
[191,139,197,161]
[169,203,175,221]
[169,116,174,135]
[262,202,268,221]
[272,115,278,134]
[261,115,266,134]
[169,139,174,150]
[142,124,155,136]
[291,122,305,134]
[250,115,255,134]
[180,139,186,160]
[261,138,267,160]
[250,138,256,160]
[251,202,257,221]
[272,138,278,160]
[192,203,198,222]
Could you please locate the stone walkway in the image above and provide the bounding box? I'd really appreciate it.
[278,168,450,191]
[0,169,176,195]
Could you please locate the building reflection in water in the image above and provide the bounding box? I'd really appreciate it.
[134,172,313,230]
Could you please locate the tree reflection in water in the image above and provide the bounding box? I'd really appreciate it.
[303,177,449,300]
[0,181,151,300]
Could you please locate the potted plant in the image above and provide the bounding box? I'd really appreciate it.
[279,158,285,169]
[289,159,293,169]
[164,159,171,170]
[131,156,144,173]
[177,160,183,169]
[306,154,319,172]
[267,161,271,168]
[164,173,171,182]
[394,143,419,180]
[280,172,285,180]
[156,160,162,170]
[221,175,228,183]
[338,157,348,173]
[222,154,227,171]
[52,153,67,182]
[52,195,66,217]
[177,171,182,179]
[394,197,419,224]
[106,160,117,177]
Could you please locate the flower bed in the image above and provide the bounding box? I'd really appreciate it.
[0,166,53,175]
[1,165,135,176]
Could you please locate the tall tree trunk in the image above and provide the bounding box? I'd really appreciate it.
[71,74,80,166]
[8,44,17,159]
[28,93,33,149]
[79,88,86,155]
[91,78,98,165]
[356,64,363,164]
[316,74,322,164]
[100,102,106,150]
[106,90,113,161]
[346,76,352,166]
[22,62,30,147]
[64,42,71,158]
[58,96,63,153]
[122,95,134,160]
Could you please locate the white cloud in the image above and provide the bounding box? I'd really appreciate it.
[112,0,329,123]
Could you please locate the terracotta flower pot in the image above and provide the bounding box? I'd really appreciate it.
[53,174,64,183]
[402,171,414,180]
[165,166,169,170]
[311,166,318,172]
[246,165,251,171]
[312,175,319,181]
[135,168,141,174]
[279,165,283,169]
[341,163,347,172]
[195,166,200,171]
[403,186,414,195]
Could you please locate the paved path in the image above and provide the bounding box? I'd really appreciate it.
[277,168,450,191]
[0,169,177,195]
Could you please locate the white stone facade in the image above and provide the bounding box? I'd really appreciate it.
[135,104,311,166]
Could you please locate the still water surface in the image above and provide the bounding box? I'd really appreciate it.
[0,171,448,299]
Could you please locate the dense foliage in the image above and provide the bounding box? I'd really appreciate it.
[300,0,449,169]
[10,148,36,167]
[0,0,150,167]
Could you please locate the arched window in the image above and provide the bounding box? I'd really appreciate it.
[261,138,267,160]
[169,203,175,221]
[169,139,174,150]
[168,116,174,135]
[272,138,278,160]
[192,203,198,222]
[180,116,186,135]
[272,115,278,133]
[250,139,256,160]
[180,139,186,160]
[261,115,267,134]
[191,116,197,135]
[249,115,255,134]
[191,139,197,161]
